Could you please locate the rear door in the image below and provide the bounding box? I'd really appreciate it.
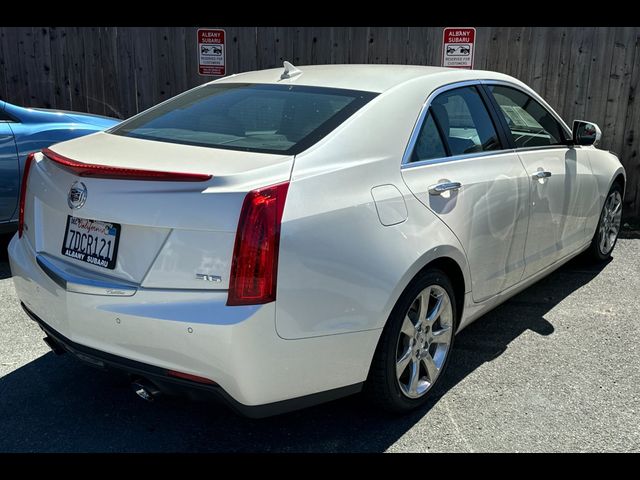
[484,83,596,278]
[401,83,530,302]
[0,116,19,222]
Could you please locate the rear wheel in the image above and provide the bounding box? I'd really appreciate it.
[588,183,623,261]
[365,269,456,412]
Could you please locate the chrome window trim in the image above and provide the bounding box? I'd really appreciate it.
[401,78,574,170]
[401,79,509,169]
[513,145,583,154]
[479,79,573,141]
[404,148,516,169]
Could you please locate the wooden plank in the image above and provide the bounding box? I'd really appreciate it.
[426,27,444,66]
[97,27,122,118]
[47,26,70,111]
[0,28,18,103]
[406,27,430,66]
[560,26,595,125]
[583,27,618,149]
[471,27,492,70]
[539,27,565,108]
[131,27,156,113]
[256,27,277,70]
[26,26,52,108]
[329,27,349,64]
[15,27,34,106]
[311,27,332,65]
[80,26,106,114]
[618,31,640,215]
[528,27,550,94]
[224,26,240,76]
[293,26,311,65]
[148,26,171,106]
[601,27,636,157]
[405,27,441,67]
[514,27,533,82]
[62,27,84,113]
[486,27,510,73]
[347,27,369,64]
[114,27,136,119]
[236,27,257,74]
[278,26,298,66]
[551,27,576,118]
[387,27,407,65]
[183,26,201,89]
[0,29,6,100]
[367,27,389,64]
[503,27,524,80]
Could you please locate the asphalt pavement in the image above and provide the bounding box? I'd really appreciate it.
[1,232,638,452]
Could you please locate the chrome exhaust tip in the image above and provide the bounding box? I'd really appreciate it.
[131,379,161,402]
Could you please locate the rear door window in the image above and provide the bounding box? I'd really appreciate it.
[430,86,502,156]
[410,111,448,162]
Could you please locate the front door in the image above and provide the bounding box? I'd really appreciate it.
[401,84,530,302]
[485,84,596,278]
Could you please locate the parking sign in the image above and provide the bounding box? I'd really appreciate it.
[442,27,476,69]
[198,28,226,76]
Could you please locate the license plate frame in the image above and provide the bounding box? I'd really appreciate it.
[61,215,121,270]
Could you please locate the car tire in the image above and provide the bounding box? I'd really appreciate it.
[365,268,457,413]
[587,182,624,262]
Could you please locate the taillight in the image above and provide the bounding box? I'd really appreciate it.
[42,148,212,182]
[18,152,35,238]
[227,182,290,306]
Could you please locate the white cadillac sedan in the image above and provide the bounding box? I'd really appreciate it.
[9,64,625,417]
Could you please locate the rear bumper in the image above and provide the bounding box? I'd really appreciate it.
[9,235,378,414]
[22,304,361,418]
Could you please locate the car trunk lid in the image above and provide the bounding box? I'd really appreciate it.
[23,133,293,291]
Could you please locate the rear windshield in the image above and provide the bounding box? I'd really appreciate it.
[109,83,378,155]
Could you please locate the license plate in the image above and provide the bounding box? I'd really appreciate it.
[61,216,121,270]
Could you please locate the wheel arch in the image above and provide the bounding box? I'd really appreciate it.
[612,171,625,192]
[420,257,466,329]
[364,251,468,408]
[382,246,470,333]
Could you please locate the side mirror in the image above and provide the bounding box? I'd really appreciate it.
[572,120,601,146]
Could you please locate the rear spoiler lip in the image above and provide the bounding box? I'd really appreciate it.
[41,147,213,182]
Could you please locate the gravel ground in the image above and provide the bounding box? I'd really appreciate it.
[0,233,638,452]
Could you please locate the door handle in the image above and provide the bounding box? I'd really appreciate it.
[532,170,552,180]
[428,181,462,196]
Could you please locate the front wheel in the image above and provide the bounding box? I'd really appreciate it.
[588,183,623,261]
[365,269,456,413]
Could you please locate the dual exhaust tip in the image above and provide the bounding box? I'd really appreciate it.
[42,335,162,403]
[131,379,161,402]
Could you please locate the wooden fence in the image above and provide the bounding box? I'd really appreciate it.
[1,26,639,217]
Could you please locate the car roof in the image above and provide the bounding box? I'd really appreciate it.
[212,63,523,93]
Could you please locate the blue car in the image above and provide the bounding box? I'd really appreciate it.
[0,100,119,233]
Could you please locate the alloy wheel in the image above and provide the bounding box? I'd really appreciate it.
[598,190,622,256]
[395,285,454,399]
